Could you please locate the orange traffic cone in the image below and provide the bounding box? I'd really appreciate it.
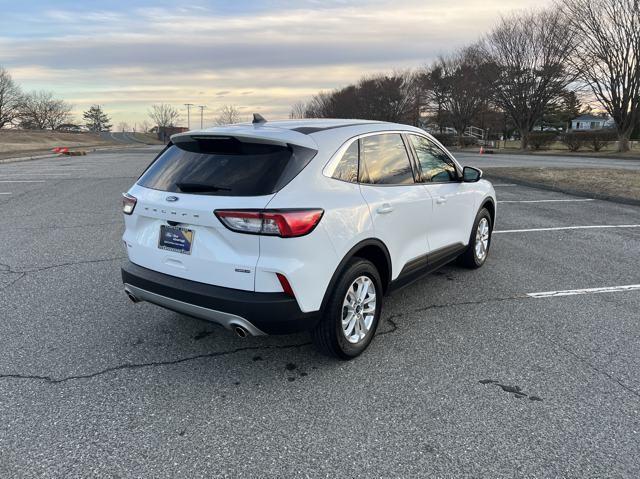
[479,146,484,155]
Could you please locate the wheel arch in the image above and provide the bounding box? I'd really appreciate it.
[481,197,496,225]
[320,238,392,312]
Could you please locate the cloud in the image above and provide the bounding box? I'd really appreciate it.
[0,0,551,123]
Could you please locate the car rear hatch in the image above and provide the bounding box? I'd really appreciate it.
[123,127,317,291]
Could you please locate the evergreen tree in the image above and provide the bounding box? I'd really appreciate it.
[83,105,112,132]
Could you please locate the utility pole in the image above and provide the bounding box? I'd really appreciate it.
[184,103,194,129]
[198,105,207,129]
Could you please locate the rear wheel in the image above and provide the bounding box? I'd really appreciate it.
[312,258,382,359]
[458,207,492,268]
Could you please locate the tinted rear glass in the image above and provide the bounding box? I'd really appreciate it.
[138,137,316,196]
[359,133,414,185]
[331,141,359,183]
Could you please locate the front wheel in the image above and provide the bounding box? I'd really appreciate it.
[311,258,383,359]
[458,207,492,269]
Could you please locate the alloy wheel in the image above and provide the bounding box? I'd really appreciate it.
[341,276,377,344]
[474,217,490,262]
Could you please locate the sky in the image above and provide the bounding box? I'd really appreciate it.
[0,0,550,129]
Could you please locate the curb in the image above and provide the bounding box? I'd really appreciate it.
[0,144,155,164]
[485,173,640,207]
[0,153,59,164]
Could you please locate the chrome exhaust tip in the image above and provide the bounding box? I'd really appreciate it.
[233,326,248,338]
[125,288,139,303]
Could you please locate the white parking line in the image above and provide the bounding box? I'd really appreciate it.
[495,224,640,234]
[528,284,640,298]
[0,173,72,177]
[499,199,595,204]
[492,183,517,187]
[0,192,11,195]
[1,167,87,171]
[0,180,46,183]
[0,170,85,175]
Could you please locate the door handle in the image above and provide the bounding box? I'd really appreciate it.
[436,196,447,205]
[377,204,394,214]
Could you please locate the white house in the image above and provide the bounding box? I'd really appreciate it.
[570,114,613,130]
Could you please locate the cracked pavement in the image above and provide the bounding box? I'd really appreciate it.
[1,148,640,477]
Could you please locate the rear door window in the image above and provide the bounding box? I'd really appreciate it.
[359,134,415,185]
[138,137,316,196]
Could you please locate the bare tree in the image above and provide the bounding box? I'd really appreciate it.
[356,72,419,123]
[19,91,72,130]
[300,92,332,118]
[560,0,640,152]
[46,99,73,130]
[117,121,130,132]
[437,46,494,144]
[482,9,576,149]
[0,67,22,128]
[148,104,180,128]
[295,72,421,124]
[289,101,307,119]
[422,65,450,133]
[395,69,426,127]
[214,105,242,125]
[139,120,151,133]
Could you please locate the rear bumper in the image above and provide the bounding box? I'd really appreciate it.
[121,262,320,335]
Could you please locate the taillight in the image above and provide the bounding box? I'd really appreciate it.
[214,209,324,238]
[122,193,137,215]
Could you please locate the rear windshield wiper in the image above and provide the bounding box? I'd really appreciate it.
[176,182,231,193]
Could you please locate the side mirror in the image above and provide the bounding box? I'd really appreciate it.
[462,166,483,182]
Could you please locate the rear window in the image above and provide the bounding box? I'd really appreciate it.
[138,137,316,196]
[330,141,359,183]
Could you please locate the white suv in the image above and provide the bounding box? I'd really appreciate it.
[121,117,496,359]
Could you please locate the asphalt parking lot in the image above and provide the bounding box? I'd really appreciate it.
[1,147,639,477]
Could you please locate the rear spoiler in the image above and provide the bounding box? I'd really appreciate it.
[171,124,318,151]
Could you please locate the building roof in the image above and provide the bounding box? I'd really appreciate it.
[572,114,605,121]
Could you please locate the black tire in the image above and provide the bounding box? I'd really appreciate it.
[311,258,383,360]
[458,207,492,269]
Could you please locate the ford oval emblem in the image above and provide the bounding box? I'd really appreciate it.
[166,196,179,202]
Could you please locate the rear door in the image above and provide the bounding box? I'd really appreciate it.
[406,134,475,252]
[122,136,316,291]
[357,133,432,279]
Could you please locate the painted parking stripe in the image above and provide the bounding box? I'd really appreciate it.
[492,183,517,187]
[0,180,45,183]
[0,173,73,176]
[499,199,595,204]
[2,167,87,171]
[1,169,86,174]
[528,284,640,298]
[0,192,11,195]
[495,224,640,234]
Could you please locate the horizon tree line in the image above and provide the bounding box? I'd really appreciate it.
[0,69,115,132]
[0,0,638,150]
[290,0,640,152]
